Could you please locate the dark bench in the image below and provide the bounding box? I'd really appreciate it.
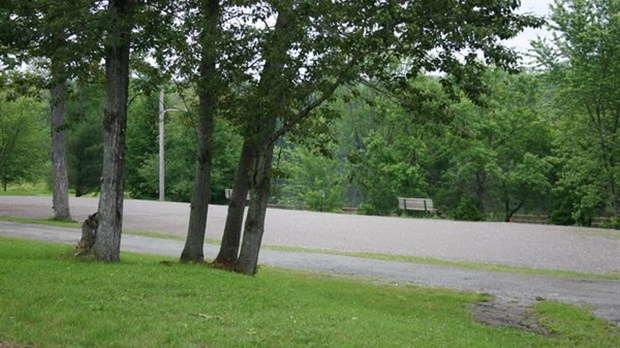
[397,197,436,214]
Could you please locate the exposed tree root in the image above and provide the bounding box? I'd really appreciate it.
[74,213,98,257]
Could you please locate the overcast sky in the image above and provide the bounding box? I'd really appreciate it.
[505,0,553,55]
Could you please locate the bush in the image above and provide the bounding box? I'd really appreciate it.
[451,197,484,221]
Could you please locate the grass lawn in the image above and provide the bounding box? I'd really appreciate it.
[0,183,52,196]
[1,237,617,347]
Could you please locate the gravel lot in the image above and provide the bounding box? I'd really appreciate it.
[1,195,618,273]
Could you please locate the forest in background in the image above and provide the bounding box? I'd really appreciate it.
[2,65,618,228]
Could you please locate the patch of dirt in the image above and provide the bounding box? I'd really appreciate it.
[470,297,552,336]
[209,261,236,272]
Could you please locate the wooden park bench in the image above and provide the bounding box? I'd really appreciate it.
[397,197,436,214]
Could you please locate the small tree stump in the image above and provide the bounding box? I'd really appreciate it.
[74,213,98,256]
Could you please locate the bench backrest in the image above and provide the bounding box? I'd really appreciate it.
[398,197,434,211]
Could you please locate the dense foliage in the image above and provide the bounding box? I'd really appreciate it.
[276,71,556,222]
[0,94,48,190]
[533,0,619,227]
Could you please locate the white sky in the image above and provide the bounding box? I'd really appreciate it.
[505,0,553,55]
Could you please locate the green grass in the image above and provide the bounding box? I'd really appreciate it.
[570,228,620,240]
[0,216,82,227]
[535,301,620,347]
[1,237,618,347]
[2,216,619,280]
[0,182,51,196]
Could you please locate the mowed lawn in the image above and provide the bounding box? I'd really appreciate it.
[0,237,617,347]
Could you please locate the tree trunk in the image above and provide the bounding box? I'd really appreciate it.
[96,0,134,262]
[232,9,292,274]
[608,174,620,220]
[75,213,98,256]
[214,140,252,265]
[181,93,216,262]
[180,0,220,263]
[474,170,487,215]
[50,79,71,221]
[505,199,524,222]
[235,142,275,275]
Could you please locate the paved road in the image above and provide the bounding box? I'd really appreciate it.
[1,196,619,324]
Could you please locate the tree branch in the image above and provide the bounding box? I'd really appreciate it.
[269,58,357,143]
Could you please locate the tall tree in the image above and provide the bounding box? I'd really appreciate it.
[533,0,620,223]
[1,0,99,220]
[180,0,222,262]
[218,0,364,271]
[233,5,298,274]
[50,66,71,220]
[228,0,542,274]
[95,0,136,261]
[440,71,552,221]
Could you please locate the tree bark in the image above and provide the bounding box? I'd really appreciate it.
[232,9,292,275]
[50,78,71,221]
[75,212,98,256]
[180,0,220,263]
[96,0,134,262]
[214,140,252,265]
[235,141,276,275]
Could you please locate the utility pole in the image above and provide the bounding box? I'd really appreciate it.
[158,88,187,202]
[158,88,165,201]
